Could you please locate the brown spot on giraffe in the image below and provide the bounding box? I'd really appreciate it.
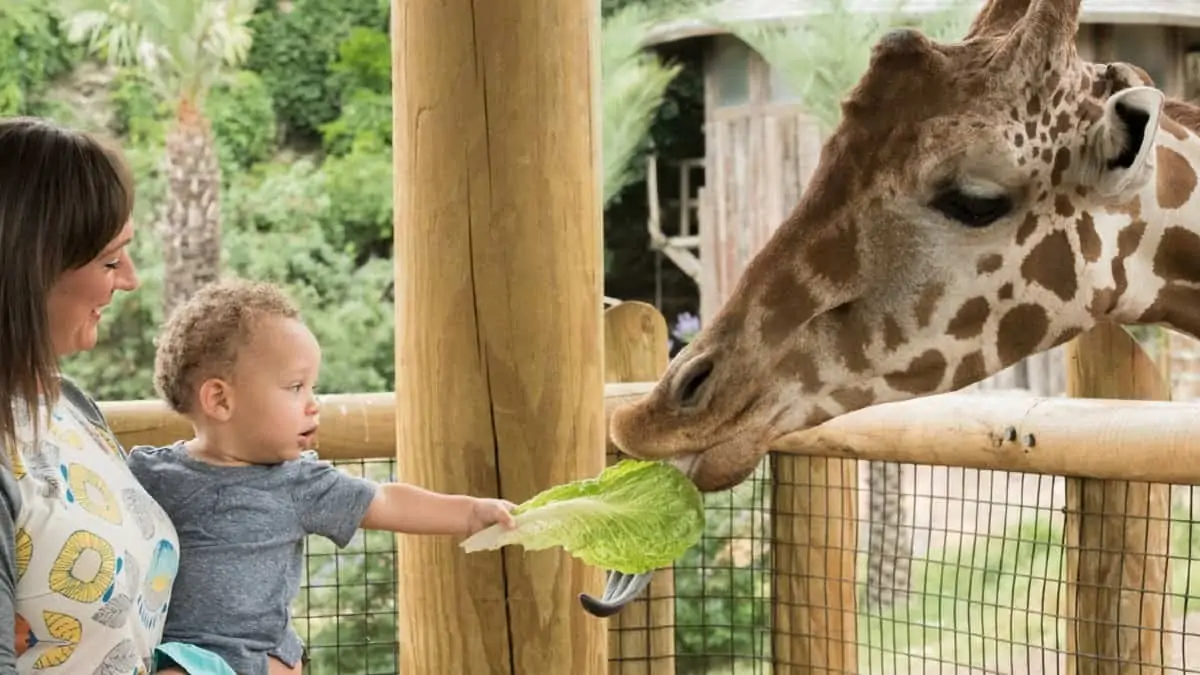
[884,349,948,395]
[807,223,861,286]
[835,307,873,373]
[777,350,819,393]
[1110,219,1148,306]
[947,296,990,339]
[831,386,876,411]
[1051,147,1071,186]
[915,283,944,328]
[1162,116,1190,142]
[998,283,1014,301]
[882,315,904,352]
[1014,133,1025,148]
[1163,100,1200,137]
[1021,230,1077,302]
[1025,94,1041,117]
[1076,212,1100,262]
[1016,213,1039,246]
[1140,285,1200,339]
[951,351,986,391]
[1054,194,1074,217]
[1076,99,1102,123]
[1154,226,1200,285]
[759,275,818,348]
[1156,147,1198,210]
[803,407,835,429]
[976,254,1003,275]
[997,304,1050,366]
[1051,111,1071,140]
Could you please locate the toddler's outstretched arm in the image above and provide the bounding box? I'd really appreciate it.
[359,483,516,536]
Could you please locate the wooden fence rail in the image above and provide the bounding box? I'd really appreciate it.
[95,321,1200,672]
[101,385,1200,484]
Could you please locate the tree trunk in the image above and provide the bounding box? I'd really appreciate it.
[158,105,221,317]
[862,460,912,610]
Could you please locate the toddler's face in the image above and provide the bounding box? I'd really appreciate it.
[228,316,322,463]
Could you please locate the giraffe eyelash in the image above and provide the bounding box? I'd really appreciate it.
[929,187,1012,228]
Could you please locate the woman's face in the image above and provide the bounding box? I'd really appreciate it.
[46,219,139,357]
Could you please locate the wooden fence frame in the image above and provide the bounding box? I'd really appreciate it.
[98,306,1200,673]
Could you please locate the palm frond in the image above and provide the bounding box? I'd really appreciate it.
[600,1,691,207]
[687,0,975,131]
[53,0,255,105]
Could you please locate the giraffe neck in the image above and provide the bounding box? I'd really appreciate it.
[1092,113,1200,340]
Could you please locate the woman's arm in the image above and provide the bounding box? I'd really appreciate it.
[0,467,22,671]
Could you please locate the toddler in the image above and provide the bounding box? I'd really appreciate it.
[128,278,515,675]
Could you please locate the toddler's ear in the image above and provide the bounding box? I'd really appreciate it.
[197,378,234,421]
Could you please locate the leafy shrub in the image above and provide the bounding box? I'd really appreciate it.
[207,69,279,173]
[0,6,82,116]
[109,68,167,144]
[245,0,389,144]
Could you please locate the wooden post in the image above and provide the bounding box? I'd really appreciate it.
[1063,323,1172,674]
[390,1,606,673]
[771,456,858,670]
[603,302,675,675]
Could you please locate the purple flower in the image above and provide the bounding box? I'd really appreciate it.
[671,312,701,346]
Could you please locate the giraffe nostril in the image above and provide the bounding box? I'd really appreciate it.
[673,356,714,409]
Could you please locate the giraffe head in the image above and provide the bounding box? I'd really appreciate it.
[610,0,1175,491]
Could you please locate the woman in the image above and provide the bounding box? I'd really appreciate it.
[0,116,180,674]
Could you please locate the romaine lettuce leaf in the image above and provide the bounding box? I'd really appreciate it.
[459,459,704,574]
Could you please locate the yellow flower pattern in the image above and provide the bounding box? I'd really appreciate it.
[65,463,122,525]
[15,528,30,581]
[48,530,116,604]
[31,611,81,669]
[7,388,180,673]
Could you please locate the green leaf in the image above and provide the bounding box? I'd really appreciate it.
[460,459,705,575]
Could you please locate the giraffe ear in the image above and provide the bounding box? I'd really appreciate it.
[1088,85,1165,198]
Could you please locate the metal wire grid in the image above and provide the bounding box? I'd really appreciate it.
[289,456,1200,674]
[294,458,399,675]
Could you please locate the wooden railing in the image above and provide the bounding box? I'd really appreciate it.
[96,305,1200,673]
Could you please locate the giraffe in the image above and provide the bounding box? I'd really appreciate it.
[608,0,1200,494]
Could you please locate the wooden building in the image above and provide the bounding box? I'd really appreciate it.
[642,0,1200,396]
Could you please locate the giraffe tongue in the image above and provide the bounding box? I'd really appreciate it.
[579,569,656,617]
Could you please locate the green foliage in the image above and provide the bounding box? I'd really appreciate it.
[320,149,393,256]
[601,3,684,207]
[207,69,278,172]
[109,67,168,143]
[672,472,771,669]
[55,0,257,107]
[0,5,82,116]
[707,0,974,131]
[319,26,392,155]
[245,0,389,144]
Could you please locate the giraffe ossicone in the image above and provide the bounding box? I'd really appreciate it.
[609,0,1200,492]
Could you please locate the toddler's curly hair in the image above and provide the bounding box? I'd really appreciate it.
[154,277,300,414]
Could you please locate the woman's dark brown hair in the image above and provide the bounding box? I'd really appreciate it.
[0,117,135,452]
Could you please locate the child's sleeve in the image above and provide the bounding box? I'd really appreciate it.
[290,455,379,548]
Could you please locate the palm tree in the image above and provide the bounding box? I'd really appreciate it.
[601,1,686,208]
[55,0,255,316]
[697,0,974,611]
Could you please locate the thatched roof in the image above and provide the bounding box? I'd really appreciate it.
[644,0,1200,47]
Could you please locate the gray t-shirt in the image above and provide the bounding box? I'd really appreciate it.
[127,442,378,675]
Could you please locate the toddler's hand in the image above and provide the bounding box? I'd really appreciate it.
[466,498,517,535]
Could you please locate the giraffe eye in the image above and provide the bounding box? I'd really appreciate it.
[930,188,1012,228]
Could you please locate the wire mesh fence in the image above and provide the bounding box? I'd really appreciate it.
[292,444,1200,674]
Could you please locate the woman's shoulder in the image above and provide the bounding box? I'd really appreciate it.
[57,375,107,430]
